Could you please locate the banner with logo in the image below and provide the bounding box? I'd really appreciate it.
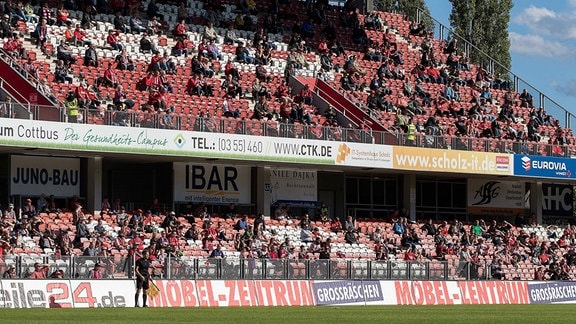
[270,169,317,206]
[0,118,520,177]
[393,147,512,176]
[467,179,528,216]
[8,279,576,307]
[173,163,251,204]
[514,155,576,179]
[10,155,80,197]
[0,280,133,308]
[541,183,574,218]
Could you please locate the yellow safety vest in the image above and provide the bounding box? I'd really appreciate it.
[65,98,78,116]
[407,123,416,141]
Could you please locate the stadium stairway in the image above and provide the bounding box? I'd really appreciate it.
[0,54,61,121]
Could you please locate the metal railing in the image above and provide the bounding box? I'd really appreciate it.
[0,255,458,281]
[1,103,573,157]
[0,50,61,106]
[1,255,132,279]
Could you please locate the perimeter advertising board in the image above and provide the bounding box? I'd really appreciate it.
[514,155,576,179]
[393,147,512,176]
[2,279,576,307]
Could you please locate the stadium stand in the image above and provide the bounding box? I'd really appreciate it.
[0,0,575,282]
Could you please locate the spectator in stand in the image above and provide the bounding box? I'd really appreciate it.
[56,39,75,66]
[55,4,69,26]
[129,10,146,34]
[177,2,189,23]
[157,52,175,74]
[221,74,242,98]
[97,64,118,88]
[147,16,162,36]
[146,0,162,20]
[88,263,104,279]
[70,24,86,46]
[146,51,163,73]
[0,14,12,38]
[235,41,254,64]
[206,39,223,61]
[22,57,38,80]
[107,29,123,51]
[172,36,190,57]
[139,33,157,53]
[172,19,187,39]
[519,89,534,108]
[113,85,135,110]
[33,18,47,51]
[0,97,15,118]
[254,44,271,66]
[3,33,25,58]
[9,1,26,23]
[29,263,49,279]
[203,21,219,42]
[147,86,166,111]
[224,24,239,45]
[224,59,240,80]
[83,42,99,67]
[115,49,134,71]
[222,94,240,118]
[3,265,16,279]
[75,80,100,109]
[54,60,72,84]
[37,2,54,25]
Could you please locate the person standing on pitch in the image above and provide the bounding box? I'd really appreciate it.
[135,249,151,307]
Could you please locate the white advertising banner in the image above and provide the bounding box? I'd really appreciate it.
[0,280,134,308]
[270,169,317,205]
[0,118,417,170]
[173,162,251,204]
[467,179,527,215]
[10,155,80,197]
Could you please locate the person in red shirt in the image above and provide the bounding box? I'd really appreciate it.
[224,59,240,80]
[299,84,313,105]
[89,263,104,279]
[73,24,87,46]
[107,29,123,51]
[147,51,163,72]
[97,65,118,88]
[171,36,190,57]
[317,39,328,54]
[56,4,69,27]
[29,263,49,279]
[172,19,187,39]
[186,73,201,96]
[147,86,166,111]
[404,247,417,261]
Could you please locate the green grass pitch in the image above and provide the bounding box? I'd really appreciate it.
[2,305,576,323]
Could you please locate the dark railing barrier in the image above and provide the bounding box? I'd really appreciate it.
[0,255,503,281]
[2,104,573,156]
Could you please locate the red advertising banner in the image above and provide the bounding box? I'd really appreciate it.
[0,279,543,308]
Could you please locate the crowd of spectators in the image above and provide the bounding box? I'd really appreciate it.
[1,0,573,151]
[2,194,575,281]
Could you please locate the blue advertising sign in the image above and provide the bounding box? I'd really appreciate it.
[514,155,576,179]
[528,282,576,304]
[312,280,383,305]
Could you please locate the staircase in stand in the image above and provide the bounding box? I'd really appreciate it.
[312,78,398,144]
